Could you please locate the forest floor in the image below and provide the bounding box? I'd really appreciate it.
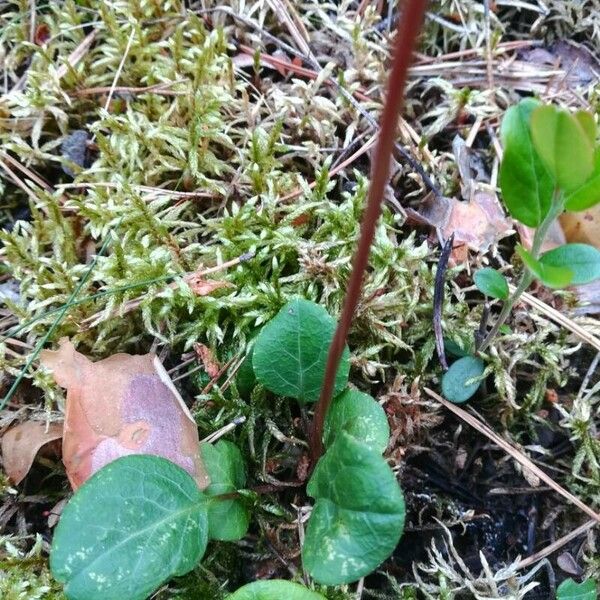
[0,1,599,599]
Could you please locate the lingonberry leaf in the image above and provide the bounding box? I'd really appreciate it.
[252,298,350,404]
[51,455,208,600]
[516,244,573,288]
[323,389,389,454]
[474,268,509,300]
[302,432,405,585]
[565,150,600,212]
[227,580,326,600]
[201,440,250,541]
[539,244,600,285]
[530,105,595,192]
[441,356,485,403]
[498,98,554,227]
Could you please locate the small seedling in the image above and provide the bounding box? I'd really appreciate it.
[444,100,600,403]
[50,299,405,597]
[227,580,326,599]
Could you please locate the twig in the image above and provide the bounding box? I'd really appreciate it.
[104,27,135,112]
[433,233,454,370]
[309,0,428,465]
[424,388,600,524]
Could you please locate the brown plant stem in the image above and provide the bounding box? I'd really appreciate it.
[309,0,428,465]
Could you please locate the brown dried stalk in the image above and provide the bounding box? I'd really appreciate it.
[309,0,429,464]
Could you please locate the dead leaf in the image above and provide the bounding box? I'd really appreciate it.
[407,191,513,263]
[183,274,231,296]
[1,420,63,484]
[194,343,221,378]
[560,205,600,249]
[40,339,209,490]
[557,551,583,576]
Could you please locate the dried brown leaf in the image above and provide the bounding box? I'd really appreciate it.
[40,339,209,490]
[1,420,63,484]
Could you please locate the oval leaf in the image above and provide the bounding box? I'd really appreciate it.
[474,268,509,300]
[442,356,485,403]
[565,150,600,212]
[51,455,208,600]
[323,389,389,454]
[557,578,597,600]
[539,243,600,285]
[516,244,573,288]
[531,105,594,192]
[227,580,326,600]
[253,298,350,404]
[201,440,250,541]
[302,432,405,585]
[499,99,554,226]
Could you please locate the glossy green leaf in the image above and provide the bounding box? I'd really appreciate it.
[323,389,390,454]
[557,578,597,600]
[574,111,597,147]
[252,298,350,404]
[51,455,208,600]
[201,441,250,541]
[474,268,509,300]
[302,432,405,585]
[530,105,594,191]
[444,338,471,358]
[539,243,600,285]
[442,356,485,403]
[499,99,554,226]
[227,580,326,600]
[516,244,573,288]
[565,150,600,212]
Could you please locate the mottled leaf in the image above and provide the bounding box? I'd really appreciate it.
[323,389,389,454]
[252,299,349,404]
[50,455,208,600]
[201,441,249,541]
[302,433,405,585]
[227,580,326,600]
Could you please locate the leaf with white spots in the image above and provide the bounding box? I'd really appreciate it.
[50,455,208,600]
[323,389,389,454]
[201,440,250,541]
[227,580,326,599]
[302,433,405,585]
[252,298,350,404]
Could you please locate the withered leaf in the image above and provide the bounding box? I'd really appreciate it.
[1,420,63,484]
[40,339,209,490]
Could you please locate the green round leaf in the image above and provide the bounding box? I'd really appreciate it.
[227,580,326,600]
[499,98,554,227]
[531,105,594,192]
[236,343,257,398]
[201,440,250,541]
[51,455,208,600]
[539,243,600,285]
[253,298,350,404]
[302,432,405,585]
[474,268,509,300]
[557,577,597,600]
[565,150,600,212]
[442,356,485,403]
[516,244,573,289]
[323,389,389,454]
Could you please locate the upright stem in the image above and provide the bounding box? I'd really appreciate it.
[478,190,564,353]
[309,0,428,465]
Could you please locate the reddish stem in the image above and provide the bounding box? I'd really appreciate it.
[309,0,429,465]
